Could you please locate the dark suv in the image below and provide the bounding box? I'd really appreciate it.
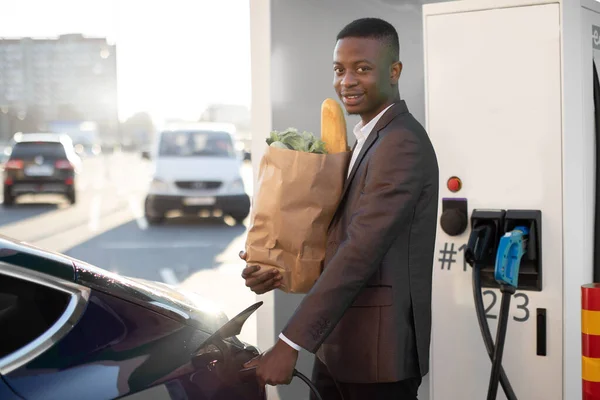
[3,134,80,206]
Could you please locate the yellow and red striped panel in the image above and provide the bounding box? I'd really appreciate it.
[583,284,600,399]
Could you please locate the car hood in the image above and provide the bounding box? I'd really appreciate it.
[153,156,242,181]
[73,260,230,334]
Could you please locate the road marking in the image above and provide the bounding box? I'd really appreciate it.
[97,241,212,249]
[128,195,148,230]
[34,208,135,253]
[89,195,101,231]
[93,160,106,191]
[159,268,179,285]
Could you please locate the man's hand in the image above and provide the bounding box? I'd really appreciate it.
[243,339,299,387]
[239,251,283,294]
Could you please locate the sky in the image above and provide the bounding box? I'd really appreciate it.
[0,0,252,123]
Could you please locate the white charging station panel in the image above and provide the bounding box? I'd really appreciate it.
[424,3,562,399]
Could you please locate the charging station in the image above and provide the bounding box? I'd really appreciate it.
[423,0,600,398]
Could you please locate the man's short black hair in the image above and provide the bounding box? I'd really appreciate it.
[336,17,400,62]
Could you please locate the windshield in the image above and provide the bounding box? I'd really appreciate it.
[158,130,236,158]
[11,142,67,159]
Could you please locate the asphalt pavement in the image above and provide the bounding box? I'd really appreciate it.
[0,150,258,345]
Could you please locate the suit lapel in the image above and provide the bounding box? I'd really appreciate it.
[338,101,407,201]
[342,130,379,198]
[327,101,408,233]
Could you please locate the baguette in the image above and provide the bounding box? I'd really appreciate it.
[321,98,348,154]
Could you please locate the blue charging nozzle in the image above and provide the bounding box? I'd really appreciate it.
[494,226,529,288]
[487,225,530,400]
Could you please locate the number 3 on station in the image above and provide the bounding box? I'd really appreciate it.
[482,290,530,322]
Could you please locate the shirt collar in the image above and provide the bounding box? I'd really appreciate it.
[352,103,395,142]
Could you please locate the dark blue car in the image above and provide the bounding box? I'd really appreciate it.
[0,234,265,400]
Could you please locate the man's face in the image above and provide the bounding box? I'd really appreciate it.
[333,37,400,119]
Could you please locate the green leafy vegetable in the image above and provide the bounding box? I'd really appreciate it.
[266,127,328,154]
[309,140,327,154]
[270,141,290,150]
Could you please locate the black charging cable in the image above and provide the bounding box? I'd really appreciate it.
[293,369,323,400]
[487,284,515,400]
[465,225,518,400]
[239,366,323,400]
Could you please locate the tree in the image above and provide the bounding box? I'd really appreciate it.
[121,112,155,146]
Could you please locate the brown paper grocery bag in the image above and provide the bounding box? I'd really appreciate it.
[245,145,351,293]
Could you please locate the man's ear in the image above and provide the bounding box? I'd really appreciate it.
[391,61,403,85]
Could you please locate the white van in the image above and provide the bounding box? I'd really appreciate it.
[143,123,250,225]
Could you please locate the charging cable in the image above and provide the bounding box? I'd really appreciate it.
[486,226,528,400]
[292,369,323,400]
[239,366,323,400]
[465,224,518,400]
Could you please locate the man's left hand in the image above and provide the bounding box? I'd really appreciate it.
[243,339,299,387]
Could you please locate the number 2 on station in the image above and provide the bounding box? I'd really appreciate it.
[482,290,530,322]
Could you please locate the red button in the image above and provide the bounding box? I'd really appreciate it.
[447,176,462,192]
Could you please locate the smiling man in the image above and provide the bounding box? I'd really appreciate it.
[241,17,439,399]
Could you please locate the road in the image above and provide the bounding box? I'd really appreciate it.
[0,150,258,345]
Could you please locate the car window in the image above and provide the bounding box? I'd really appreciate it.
[0,273,69,361]
[158,131,235,158]
[0,264,88,375]
[10,142,67,159]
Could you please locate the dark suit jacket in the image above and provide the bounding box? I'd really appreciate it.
[281,100,439,383]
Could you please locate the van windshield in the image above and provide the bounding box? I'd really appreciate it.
[158,130,236,158]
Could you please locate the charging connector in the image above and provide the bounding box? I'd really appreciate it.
[494,226,529,288]
[465,224,494,266]
[466,223,518,400]
[486,226,530,400]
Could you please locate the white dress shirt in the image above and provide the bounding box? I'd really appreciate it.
[279,103,395,352]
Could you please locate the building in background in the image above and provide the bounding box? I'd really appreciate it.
[0,34,118,143]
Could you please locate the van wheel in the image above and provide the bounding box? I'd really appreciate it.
[146,215,165,225]
[144,199,164,225]
[146,215,164,225]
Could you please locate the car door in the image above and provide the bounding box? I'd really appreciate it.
[0,261,201,400]
[0,259,264,400]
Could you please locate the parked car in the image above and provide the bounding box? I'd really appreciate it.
[144,123,251,225]
[0,234,265,400]
[3,134,81,206]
